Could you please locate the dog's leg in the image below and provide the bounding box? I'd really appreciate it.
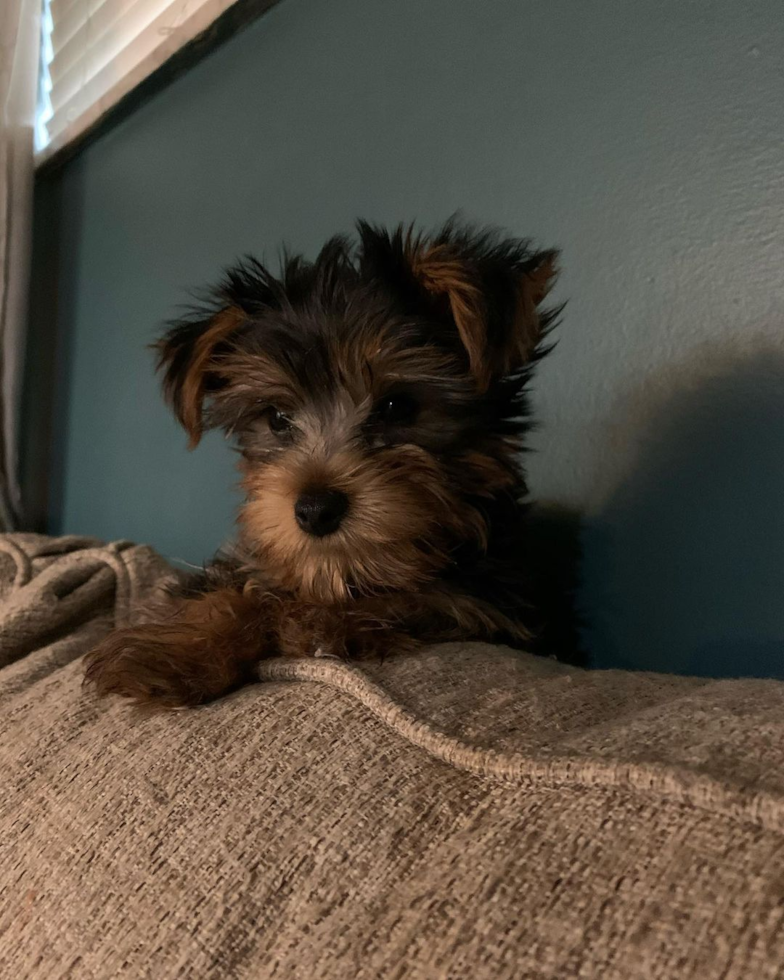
[341,588,528,658]
[83,588,273,709]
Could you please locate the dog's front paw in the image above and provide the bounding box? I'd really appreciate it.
[83,625,236,709]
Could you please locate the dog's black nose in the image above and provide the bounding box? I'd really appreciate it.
[294,489,349,537]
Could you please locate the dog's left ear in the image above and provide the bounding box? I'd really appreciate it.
[410,241,557,387]
[359,222,559,389]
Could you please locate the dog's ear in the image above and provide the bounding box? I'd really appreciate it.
[155,305,246,448]
[358,221,559,389]
[406,230,559,389]
[155,258,284,447]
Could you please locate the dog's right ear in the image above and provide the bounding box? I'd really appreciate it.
[155,305,247,448]
[155,258,284,447]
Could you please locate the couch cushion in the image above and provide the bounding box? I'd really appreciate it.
[2,534,784,979]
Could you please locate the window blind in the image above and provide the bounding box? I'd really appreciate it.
[36,0,238,160]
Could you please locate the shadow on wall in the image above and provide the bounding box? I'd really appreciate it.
[581,339,784,678]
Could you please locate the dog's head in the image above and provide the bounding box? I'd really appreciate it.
[156,221,559,601]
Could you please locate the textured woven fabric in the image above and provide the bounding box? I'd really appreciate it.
[2,533,784,979]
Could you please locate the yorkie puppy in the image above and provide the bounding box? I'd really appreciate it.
[84,220,560,708]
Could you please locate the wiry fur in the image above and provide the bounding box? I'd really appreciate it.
[84,220,562,708]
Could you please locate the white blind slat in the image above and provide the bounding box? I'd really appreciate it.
[51,0,111,56]
[49,0,168,97]
[48,1,197,129]
[49,0,87,25]
[37,0,238,158]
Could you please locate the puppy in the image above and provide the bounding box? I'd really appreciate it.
[84,220,560,708]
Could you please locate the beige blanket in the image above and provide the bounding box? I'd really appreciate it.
[2,533,784,979]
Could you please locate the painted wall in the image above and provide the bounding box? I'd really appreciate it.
[27,0,784,676]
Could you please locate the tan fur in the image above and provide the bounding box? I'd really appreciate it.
[215,350,301,411]
[84,588,271,709]
[239,443,486,602]
[508,253,559,371]
[83,575,526,708]
[406,239,489,388]
[179,306,245,446]
[406,232,558,384]
[457,450,518,495]
[524,252,558,306]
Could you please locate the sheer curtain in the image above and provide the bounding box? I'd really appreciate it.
[0,0,40,528]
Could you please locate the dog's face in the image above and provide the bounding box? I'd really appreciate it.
[157,222,558,602]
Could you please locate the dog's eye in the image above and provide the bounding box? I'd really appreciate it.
[376,393,419,427]
[266,408,293,435]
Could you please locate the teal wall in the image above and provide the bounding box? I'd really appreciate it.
[29,0,784,676]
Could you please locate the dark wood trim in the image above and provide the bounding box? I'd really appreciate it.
[37,0,284,176]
